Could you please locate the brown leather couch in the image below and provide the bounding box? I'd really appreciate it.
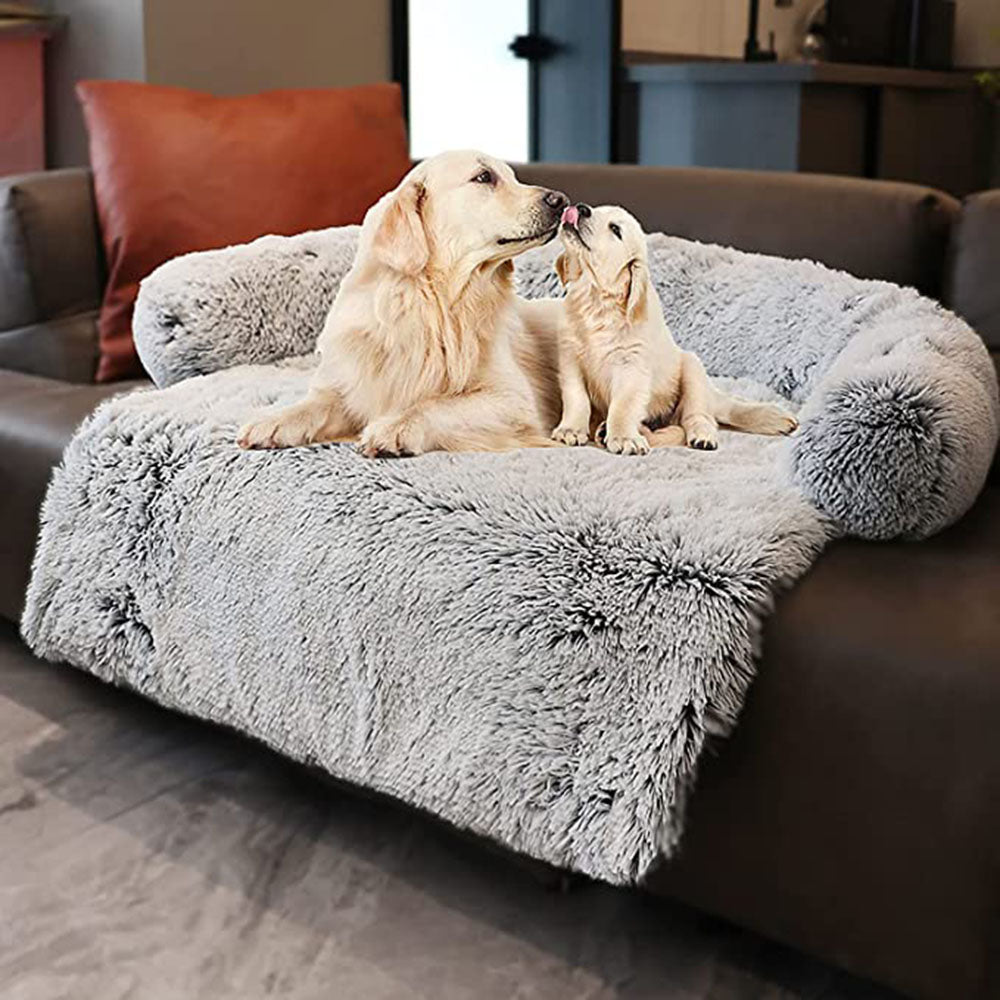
[1,165,998,1000]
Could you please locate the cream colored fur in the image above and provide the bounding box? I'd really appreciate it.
[551,205,798,455]
[237,151,567,456]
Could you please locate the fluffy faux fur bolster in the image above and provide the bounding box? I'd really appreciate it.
[134,227,361,386]
[789,300,998,539]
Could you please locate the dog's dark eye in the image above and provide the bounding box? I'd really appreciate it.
[472,169,494,185]
[609,223,622,239]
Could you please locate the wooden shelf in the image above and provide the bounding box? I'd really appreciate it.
[626,59,980,91]
[0,15,64,39]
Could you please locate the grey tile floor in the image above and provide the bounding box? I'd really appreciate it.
[0,622,900,1000]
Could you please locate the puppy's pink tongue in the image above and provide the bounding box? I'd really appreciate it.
[562,205,579,227]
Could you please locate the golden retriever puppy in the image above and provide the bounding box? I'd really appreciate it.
[551,203,798,455]
[238,151,568,456]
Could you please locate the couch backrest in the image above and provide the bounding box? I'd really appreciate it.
[516,163,961,299]
[1,163,994,384]
[946,190,1000,352]
[0,168,104,382]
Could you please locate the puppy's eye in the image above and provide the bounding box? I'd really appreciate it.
[472,169,495,185]
[609,223,622,239]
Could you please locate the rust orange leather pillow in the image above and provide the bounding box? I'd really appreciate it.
[78,80,411,381]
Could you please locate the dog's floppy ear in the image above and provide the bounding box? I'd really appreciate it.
[554,251,582,286]
[372,180,429,275]
[620,259,648,323]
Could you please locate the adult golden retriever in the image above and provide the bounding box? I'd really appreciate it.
[551,202,798,455]
[237,150,568,456]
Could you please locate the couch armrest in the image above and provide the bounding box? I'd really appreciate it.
[0,168,103,382]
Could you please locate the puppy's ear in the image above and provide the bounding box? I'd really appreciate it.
[620,260,648,323]
[372,180,429,275]
[554,252,581,286]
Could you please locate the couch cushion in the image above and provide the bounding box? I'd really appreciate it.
[0,179,35,331]
[0,168,104,350]
[0,169,103,382]
[0,371,148,622]
[0,312,100,383]
[77,80,411,382]
[515,163,960,297]
[946,189,1000,352]
[0,168,104,324]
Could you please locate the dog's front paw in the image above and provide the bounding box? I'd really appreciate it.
[756,405,799,436]
[605,432,649,456]
[357,417,421,459]
[237,419,272,450]
[551,425,589,447]
[237,415,307,450]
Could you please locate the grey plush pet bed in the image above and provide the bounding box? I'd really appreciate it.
[22,228,998,885]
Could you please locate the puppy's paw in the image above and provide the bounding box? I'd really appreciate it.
[688,433,718,451]
[551,425,589,447]
[357,417,421,459]
[237,415,309,450]
[605,432,650,456]
[685,415,719,451]
[754,405,799,436]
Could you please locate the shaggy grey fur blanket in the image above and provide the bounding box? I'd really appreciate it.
[23,228,998,885]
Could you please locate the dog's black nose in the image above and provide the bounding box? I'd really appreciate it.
[576,203,592,218]
[543,189,569,211]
